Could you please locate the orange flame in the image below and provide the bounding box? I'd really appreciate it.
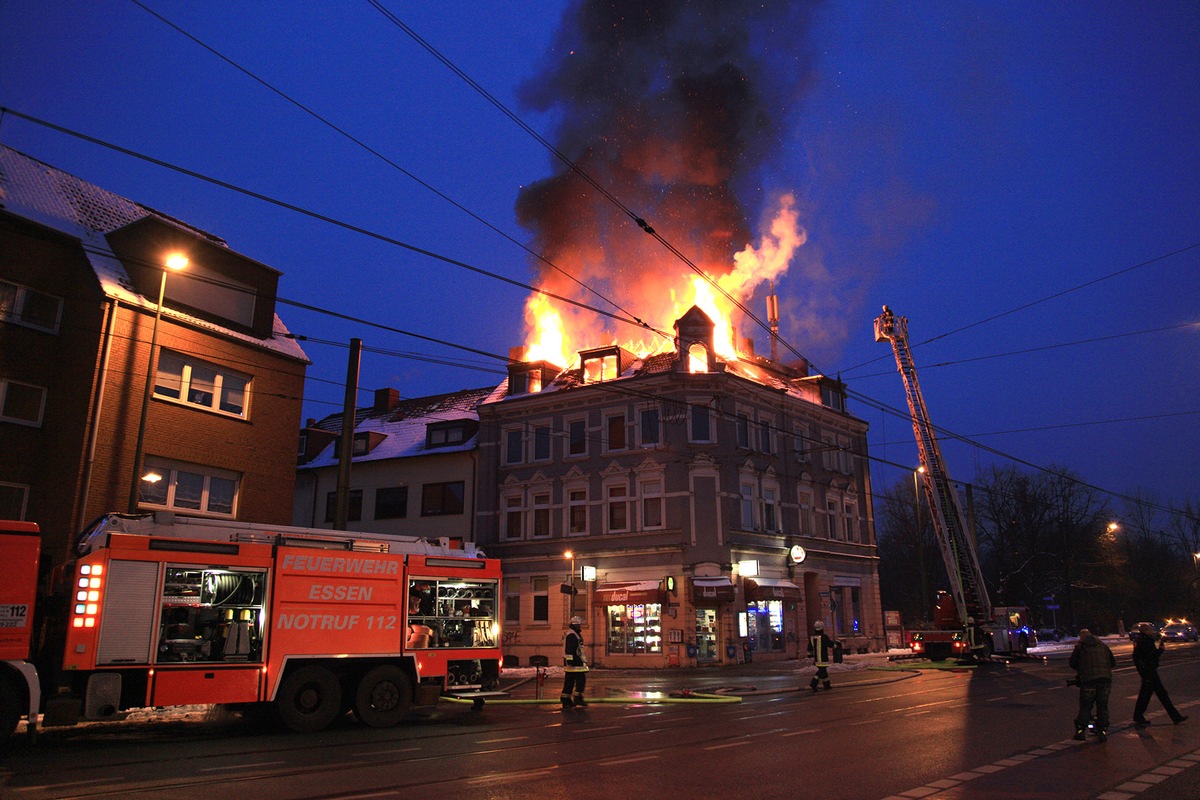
[524,194,803,367]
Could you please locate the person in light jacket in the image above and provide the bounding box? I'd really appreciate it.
[561,616,589,709]
[1068,628,1115,741]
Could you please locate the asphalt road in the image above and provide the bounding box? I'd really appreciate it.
[3,640,1197,800]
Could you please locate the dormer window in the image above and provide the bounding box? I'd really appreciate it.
[688,343,709,373]
[821,384,846,412]
[509,370,542,395]
[427,420,470,448]
[352,433,371,456]
[584,354,617,382]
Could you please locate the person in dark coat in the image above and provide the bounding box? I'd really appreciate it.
[561,616,589,709]
[1132,622,1188,725]
[1068,628,1115,741]
[808,621,837,691]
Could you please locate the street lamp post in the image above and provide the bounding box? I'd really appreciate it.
[128,254,187,512]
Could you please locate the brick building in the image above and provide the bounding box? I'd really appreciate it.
[0,145,308,570]
[476,307,883,668]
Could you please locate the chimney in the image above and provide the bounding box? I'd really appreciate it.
[373,388,400,413]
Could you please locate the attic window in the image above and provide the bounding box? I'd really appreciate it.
[688,343,709,373]
[352,433,371,456]
[509,370,542,395]
[427,421,467,448]
[821,385,846,412]
[583,353,618,383]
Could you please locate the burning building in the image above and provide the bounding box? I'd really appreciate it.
[476,306,881,668]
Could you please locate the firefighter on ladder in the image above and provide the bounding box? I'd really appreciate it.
[561,616,589,709]
[808,621,836,691]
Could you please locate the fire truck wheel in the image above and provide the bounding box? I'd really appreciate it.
[354,665,413,728]
[0,677,21,742]
[276,666,343,733]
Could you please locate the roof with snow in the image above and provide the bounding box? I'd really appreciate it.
[302,386,494,468]
[0,144,307,362]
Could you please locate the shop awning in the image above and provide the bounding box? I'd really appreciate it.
[745,577,802,602]
[595,580,666,605]
[690,576,735,605]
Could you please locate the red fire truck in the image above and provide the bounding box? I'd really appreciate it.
[1,513,503,740]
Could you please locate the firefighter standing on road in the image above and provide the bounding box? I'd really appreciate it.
[808,621,836,692]
[561,616,589,709]
[966,617,989,662]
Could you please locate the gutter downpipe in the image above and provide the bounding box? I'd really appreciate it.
[76,298,118,533]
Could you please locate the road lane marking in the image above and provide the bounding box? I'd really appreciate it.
[197,761,287,772]
[476,736,528,744]
[600,754,660,766]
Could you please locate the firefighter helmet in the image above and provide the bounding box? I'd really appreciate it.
[813,621,825,631]
[569,616,583,627]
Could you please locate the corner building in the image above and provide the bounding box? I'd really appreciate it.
[477,307,883,668]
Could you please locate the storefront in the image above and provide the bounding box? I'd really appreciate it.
[744,577,802,658]
[595,581,667,661]
[690,576,734,664]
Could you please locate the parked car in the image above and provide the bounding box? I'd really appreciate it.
[1160,622,1199,642]
[1129,622,1160,641]
[1036,627,1064,642]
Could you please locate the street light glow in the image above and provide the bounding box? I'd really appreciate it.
[165,253,189,271]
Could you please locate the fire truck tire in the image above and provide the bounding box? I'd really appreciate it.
[0,676,21,743]
[276,666,343,733]
[354,665,413,728]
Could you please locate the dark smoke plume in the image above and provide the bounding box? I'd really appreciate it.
[516,0,818,343]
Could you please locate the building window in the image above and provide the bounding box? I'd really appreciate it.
[639,406,660,447]
[324,489,363,522]
[504,429,523,465]
[583,353,618,383]
[759,419,773,454]
[0,279,62,333]
[375,486,408,519]
[689,402,711,443]
[504,577,521,623]
[567,488,589,535]
[822,384,846,412]
[531,492,552,538]
[503,495,523,540]
[798,489,813,535]
[141,458,240,517]
[606,603,662,654]
[826,499,840,539]
[421,481,465,516]
[607,483,630,533]
[0,379,46,426]
[509,370,541,395]
[740,482,756,530]
[821,434,837,472]
[532,577,549,623]
[747,600,785,652]
[763,486,780,532]
[0,482,29,519]
[154,350,249,418]
[427,421,468,448]
[794,426,810,462]
[737,414,750,448]
[640,480,663,529]
[533,424,552,461]
[844,501,857,543]
[605,412,627,451]
[567,418,588,457]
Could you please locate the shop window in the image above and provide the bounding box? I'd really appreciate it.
[157,566,266,664]
[374,486,408,520]
[405,578,498,651]
[746,600,784,652]
[606,603,662,654]
[421,481,464,516]
[324,489,363,522]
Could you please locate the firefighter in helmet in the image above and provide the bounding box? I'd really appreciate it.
[561,615,589,708]
[808,621,836,691]
[966,616,988,662]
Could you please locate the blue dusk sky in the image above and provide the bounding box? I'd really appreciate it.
[1,2,1197,516]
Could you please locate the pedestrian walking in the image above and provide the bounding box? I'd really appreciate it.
[1132,622,1188,726]
[561,615,589,709]
[1068,628,1115,742]
[808,621,836,692]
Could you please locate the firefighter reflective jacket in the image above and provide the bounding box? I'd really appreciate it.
[809,632,834,667]
[564,628,588,672]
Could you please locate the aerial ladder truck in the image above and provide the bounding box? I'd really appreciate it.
[874,307,1032,659]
